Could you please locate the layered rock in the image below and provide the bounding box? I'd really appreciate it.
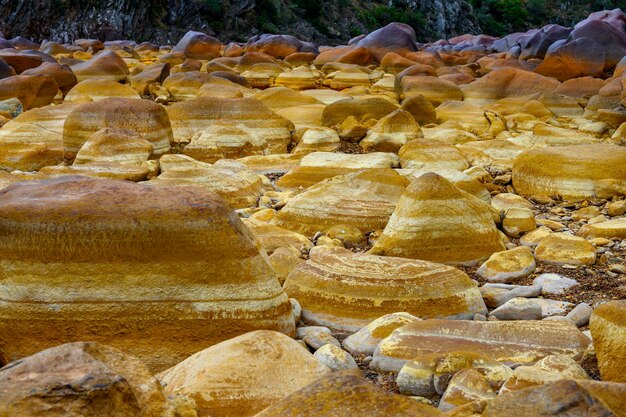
[372,319,590,373]
[360,109,422,153]
[590,300,626,383]
[273,168,408,235]
[254,373,444,417]
[167,96,293,153]
[512,144,626,200]
[283,246,486,332]
[158,330,330,417]
[0,342,168,417]
[150,155,264,209]
[64,78,141,101]
[0,176,295,371]
[369,173,504,265]
[73,128,153,166]
[63,98,172,162]
[183,123,268,163]
[70,50,129,82]
[0,102,77,171]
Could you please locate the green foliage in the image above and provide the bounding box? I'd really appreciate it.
[359,5,425,31]
[470,0,529,36]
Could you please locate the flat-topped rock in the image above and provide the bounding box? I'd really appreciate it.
[74,128,153,166]
[283,246,486,332]
[273,168,408,235]
[63,98,172,162]
[512,144,626,200]
[343,313,420,356]
[0,176,294,372]
[158,330,330,417]
[371,319,590,373]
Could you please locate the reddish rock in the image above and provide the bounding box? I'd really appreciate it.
[172,30,221,60]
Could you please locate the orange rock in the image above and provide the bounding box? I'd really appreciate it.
[22,61,77,95]
[0,74,58,109]
[0,342,169,417]
[71,50,129,82]
[0,176,295,372]
[171,30,220,60]
[590,300,626,383]
[63,98,172,162]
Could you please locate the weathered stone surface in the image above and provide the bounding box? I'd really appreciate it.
[398,140,469,171]
[313,344,359,372]
[512,144,626,200]
[533,273,578,295]
[283,246,486,332]
[150,155,264,209]
[354,22,418,61]
[439,369,496,411]
[462,68,559,105]
[74,128,153,166]
[482,379,618,416]
[0,102,77,171]
[578,218,626,239]
[476,246,536,283]
[64,78,141,102]
[158,330,329,417]
[172,30,220,60]
[254,373,444,417]
[360,109,422,153]
[274,169,408,235]
[535,233,596,266]
[321,96,398,127]
[242,218,312,255]
[499,354,589,394]
[0,342,168,417]
[0,74,58,109]
[167,96,293,153]
[63,98,172,162]
[71,50,129,82]
[590,300,626,383]
[343,313,420,357]
[372,319,590,373]
[0,176,295,372]
[369,173,505,265]
[183,123,268,163]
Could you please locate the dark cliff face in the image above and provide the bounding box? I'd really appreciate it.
[0,0,481,45]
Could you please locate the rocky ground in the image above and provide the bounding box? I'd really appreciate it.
[0,8,625,417]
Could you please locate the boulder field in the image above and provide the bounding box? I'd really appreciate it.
[0,13,625,416]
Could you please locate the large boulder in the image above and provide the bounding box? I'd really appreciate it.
[369,173,504,265]
[245,34,318,58]
[283,246,487,332]
[254,373,444,417]
[0,74,58,109]
[0,176,295,372]
[0,342,169,417]
[590,300,626,383]
[372,319,590,373]
[355,23,419,62]
[512,144,626,200]
[63,98,172,162]
[70,50,129,82]
[158,330,330,417]
[171,30,221,60]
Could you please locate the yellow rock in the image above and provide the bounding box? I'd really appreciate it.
[436,101,491,134]
[242,217,313,254]
[283,246,487,332]
[274,66,319,90]
[369,173,505,265]
[491,193,533,213]
[254,373,445,417]
[269,246,305,285]
[398,75,463,106]
[275,103,326,130]
[329,68,372,90]
[293,127,340,154]
[502,207,536,238]
[158,331,330,417]
[183,122,268,163]
[74,128,153,166]
[499,354,589,394]
[512,144,626,200]
[63,98,172,162]
[163,71,249,101]
[254,86,322,111]
[360,109,423,153]
[321,96,398,127]
[520,226,553,247]
[439,369,496,411]
[476,246,536,283]
[0,342,169,417]
[35,162,151,182]
[398,139,469,171]
[535,233,596,266]
[577,218,626,239]
[371,319,590,373]
[399,168,490,203]
[71,50,130,82]
[0,176,295,372]
[0,102,78,171]
[276,151,400,190]
[64,79,141,102]
[167,96,293,153]
[589,300,626,383]
[326,224,366,248]
[150,154,264,209]
[343,312,420,356]
[273,169,408,235]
